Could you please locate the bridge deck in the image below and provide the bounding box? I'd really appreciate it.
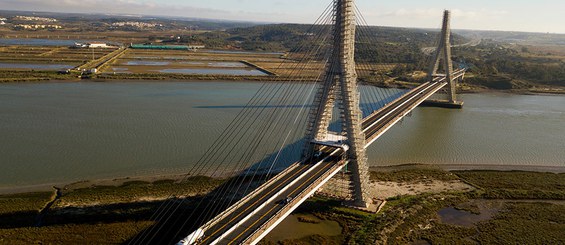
[180,70,465,245]
[198,147,342,244]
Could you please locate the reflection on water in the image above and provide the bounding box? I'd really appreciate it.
[206,62,247,68]
[367,93,565,167]
[438,207,491,227]
[123,61,247,68]
[438,200,508,227]
[159,68,267,76]
[125,61,170,66]
[264,214,342,242]
[206,50,284,55]
[111,67,130,72]
[0,81,563,188]
[0,38,79,46]
[0,63,75,70]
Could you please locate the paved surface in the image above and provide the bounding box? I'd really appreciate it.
[190,72,464,244]
[199,147,341,244]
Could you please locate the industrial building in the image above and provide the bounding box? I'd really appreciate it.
[87,42,111,48]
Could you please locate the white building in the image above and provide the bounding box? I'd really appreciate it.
[16,24,62,29]
[15,16,57,22]
[188,45,206,50]
[88,42,110,48]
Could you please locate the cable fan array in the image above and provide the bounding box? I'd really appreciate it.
[128,1,416,244]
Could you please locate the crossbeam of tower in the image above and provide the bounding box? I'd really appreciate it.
[303,0,371,208]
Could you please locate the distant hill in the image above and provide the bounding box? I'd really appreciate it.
[181,24,469,65]
[455,29,565,46]
[0,10,257,31]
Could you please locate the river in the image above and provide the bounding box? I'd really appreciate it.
[0,81,563,189]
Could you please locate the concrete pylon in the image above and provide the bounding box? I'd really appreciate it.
[429,10,458,103]
[303,0,371,208]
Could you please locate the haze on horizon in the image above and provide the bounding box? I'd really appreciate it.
[1,0,564,34]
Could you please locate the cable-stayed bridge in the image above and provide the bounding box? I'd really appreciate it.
[183,70,464,245]
[128,1,465,244]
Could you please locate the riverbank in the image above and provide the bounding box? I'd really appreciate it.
[370,163,565,174]
[2,72,564,96]
[2,163,564,195]
[0,173,192,195]
[1,166,563,244]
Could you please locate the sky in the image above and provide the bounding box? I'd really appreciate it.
[1,0,564,33]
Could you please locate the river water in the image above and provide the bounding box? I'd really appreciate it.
[0,81,563,189]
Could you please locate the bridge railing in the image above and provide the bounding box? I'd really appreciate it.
[364,81,449,145]
[362,81,430,126]
[199,161,302,232]
[241,159,348,244]
[452,68,466,79]
[432,70,465,78]
[206,148,343,244]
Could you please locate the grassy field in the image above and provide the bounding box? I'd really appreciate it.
[0,44,404,83]
[455,170,565,199]
[0,192,54,214]
[381,170,565,245]
[1,221,154,244]
[0,29,200,45]
[0,46,116,67]
[0,70,76,82]
[0,169,563,244]
[370,167,461,183]
[57,176,224,207]
[0,176,224,244]
[0,45,120,82]
[103,48,280,75]
[265,169,565,244]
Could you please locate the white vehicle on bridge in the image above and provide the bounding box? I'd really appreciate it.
[177,228,205,245]
[280,196,293,205]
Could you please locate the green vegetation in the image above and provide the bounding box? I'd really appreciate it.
[0,192,54,214]
[0,221,154,244]
[370,167,460,183]
[455,170,565,199]
[455,40,565,89]
[0,70,76,82]
[0,177,224,244]
[191,24,466,64]
[0,170,564,244]
[385,170,565,245]
[265,170,565,244]
[58,176,224,206]
[475,202,565,244]
[2,21,563,93]
[412,201,565,244]
[0,191,56,231]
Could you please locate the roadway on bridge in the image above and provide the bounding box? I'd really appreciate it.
[197,147,341,244]
[185,74,461,244]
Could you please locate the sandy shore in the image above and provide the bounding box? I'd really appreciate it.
[369,163,565,174]
[1,163,563,195]
[0,173,190,195]
[438,164,565,173]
